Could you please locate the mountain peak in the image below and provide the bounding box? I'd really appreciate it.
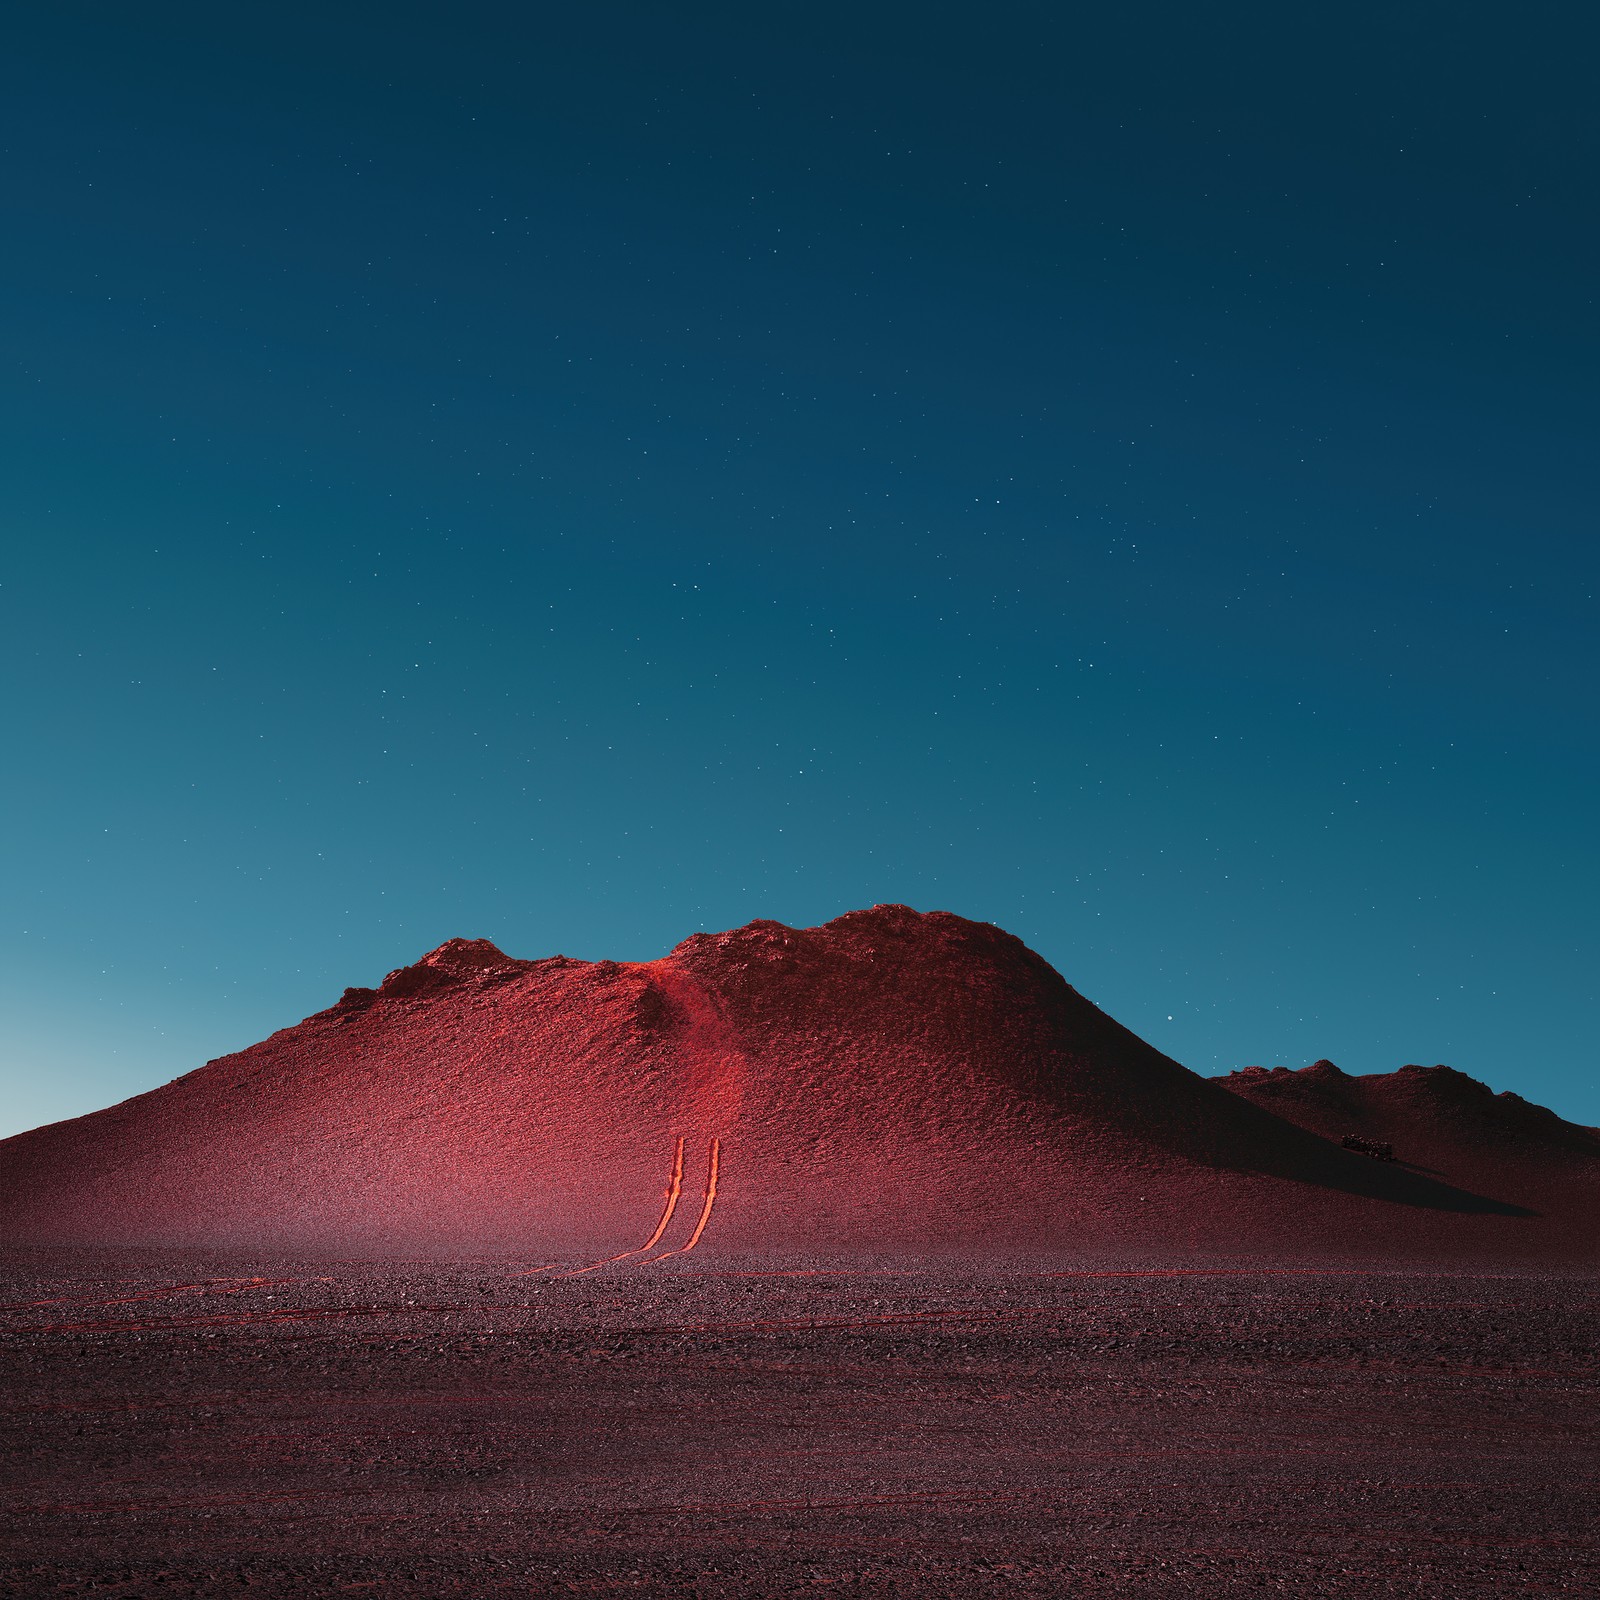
[376,937,522,999]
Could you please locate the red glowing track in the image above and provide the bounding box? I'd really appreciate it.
[515,1136,721,1280]
[550,1135,692,1277]
[646,1138,721,1263]
[512,962,736,1279]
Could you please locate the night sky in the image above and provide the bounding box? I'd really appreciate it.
[3,2,1595,1137]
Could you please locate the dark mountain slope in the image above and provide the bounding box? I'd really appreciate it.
[1217,1058,1600,1202]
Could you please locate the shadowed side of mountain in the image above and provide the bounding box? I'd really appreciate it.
[1215,1059,1600,1223]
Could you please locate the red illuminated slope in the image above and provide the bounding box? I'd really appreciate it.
[1,908,1594,1260]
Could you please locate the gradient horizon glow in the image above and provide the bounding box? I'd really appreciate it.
[2,2,1595,1137]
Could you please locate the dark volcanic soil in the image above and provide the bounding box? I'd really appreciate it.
[3,1252,1596,1598]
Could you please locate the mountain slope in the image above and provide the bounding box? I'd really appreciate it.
[1216,1059,1600,1202]
[1,908,1592,1260]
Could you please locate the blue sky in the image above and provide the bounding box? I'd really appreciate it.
[2,1,1595,1136]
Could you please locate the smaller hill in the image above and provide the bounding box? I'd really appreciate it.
[1214,1060,1600,1202]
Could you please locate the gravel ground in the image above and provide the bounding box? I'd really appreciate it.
[2,1252,1596,1597]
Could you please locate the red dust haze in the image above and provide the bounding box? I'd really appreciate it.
[1,907,1594,1262]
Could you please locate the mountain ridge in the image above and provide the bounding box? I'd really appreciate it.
[2,907,1593,1261]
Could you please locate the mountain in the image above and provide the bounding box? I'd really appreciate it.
[1216,1059,1600,1203]
[1,908,1593,1260]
